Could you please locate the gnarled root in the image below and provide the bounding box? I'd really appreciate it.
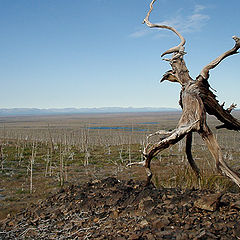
[127,158,153,186]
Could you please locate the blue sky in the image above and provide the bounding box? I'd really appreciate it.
[0,0,239,109]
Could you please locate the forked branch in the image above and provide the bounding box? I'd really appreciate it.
[143,0,186,57]
[200,36,240,79]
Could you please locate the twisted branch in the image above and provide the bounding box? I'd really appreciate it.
[200,36,240,79]
[143,0,186,57]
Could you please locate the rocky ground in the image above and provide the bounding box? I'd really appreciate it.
[0,177,240,239]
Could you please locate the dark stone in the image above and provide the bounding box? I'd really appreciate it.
[0,177,239,239]
[194,193,223,211]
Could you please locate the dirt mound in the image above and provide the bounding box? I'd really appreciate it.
[0,177,240,239]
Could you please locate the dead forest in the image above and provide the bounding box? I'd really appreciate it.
[1,0,240,238]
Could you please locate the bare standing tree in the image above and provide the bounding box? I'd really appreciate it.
[129,0,240,187]
[29,142,36,194]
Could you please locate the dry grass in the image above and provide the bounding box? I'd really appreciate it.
[0,111,240,219]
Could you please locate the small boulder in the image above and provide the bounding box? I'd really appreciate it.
[194,193,223,211]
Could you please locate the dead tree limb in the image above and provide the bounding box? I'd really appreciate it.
[186,132,200,178]
[129,0,240,188]
[200,36,240,79]
[143,0,186,57]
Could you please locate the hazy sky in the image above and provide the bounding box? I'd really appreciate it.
[0,0,239,109]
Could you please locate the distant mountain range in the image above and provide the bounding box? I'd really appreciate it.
[0,107,180,116]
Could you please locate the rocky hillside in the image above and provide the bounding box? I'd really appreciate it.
[0,177,240,239]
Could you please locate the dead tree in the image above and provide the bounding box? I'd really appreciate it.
[129,0,240,187]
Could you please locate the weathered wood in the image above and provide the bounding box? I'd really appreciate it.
[186,132,200,178]
[130,0,240,188]
[200,36,240,79]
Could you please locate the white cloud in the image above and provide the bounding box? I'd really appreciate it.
[129,4,210,38]
[129,29,150,38]
[180,12,210,33]
[194,4,206,13]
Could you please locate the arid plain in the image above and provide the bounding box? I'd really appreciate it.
[0,111,240,219]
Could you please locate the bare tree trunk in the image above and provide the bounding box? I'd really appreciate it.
[45,149,50,177]
[129,0,240,188]
[59,144,64,187]
[47,124,55,154]
[200,126,240,188]
[186,133,200,178]
[0,145,5,171]
[30,142,36,194]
